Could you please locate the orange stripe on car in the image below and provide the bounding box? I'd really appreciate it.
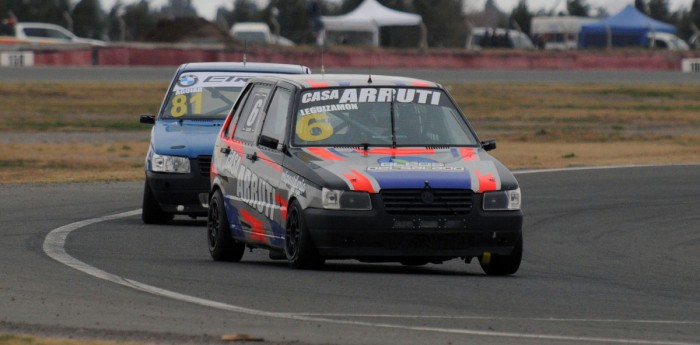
[476,169,497,192]
[355,148,435,156]
[342,169,376,193]
[256,151,282,172]
[307,147,345,161]
[307,80,329,88]
[275,194,288,221]
[240,210,268,244]
[459,148,477,161]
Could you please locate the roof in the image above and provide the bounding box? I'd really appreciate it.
[249,74,441,89]
[320,0,422,46]
[178,62,310,74]
[230,22,271,33]
[578,5,676,48]
[531,16,598,34]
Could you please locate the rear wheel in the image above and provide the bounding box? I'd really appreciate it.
[208,190,245,262]
[285,201,324,269]
[142,181,173,224]
[480,234,522,276]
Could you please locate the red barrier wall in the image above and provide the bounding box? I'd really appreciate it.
[30,46,700,70]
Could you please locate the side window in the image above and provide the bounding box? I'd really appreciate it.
[23,28,46,38]
[259,88,292,145]
[223,84,253,139]
[233,84,272,143]
[45,28,71,40]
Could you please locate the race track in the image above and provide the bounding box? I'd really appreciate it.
[1,165,699,345]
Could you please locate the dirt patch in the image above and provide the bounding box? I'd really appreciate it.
[1,82,699,184]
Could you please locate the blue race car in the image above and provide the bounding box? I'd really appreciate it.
[140,62,311,224]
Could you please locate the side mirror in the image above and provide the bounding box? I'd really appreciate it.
[140,115,155,124]
[258,134,280,150]
[481,139,497,151]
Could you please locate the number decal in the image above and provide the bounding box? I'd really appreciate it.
[246,99,264,127]
[189,92,202,115]
[170,94,187,117]
[170,92,202,117]
[296,113,333,141]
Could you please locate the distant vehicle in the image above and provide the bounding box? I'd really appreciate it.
[139,62,311,224]
[230,22,295,46]
[531,16,597,50]
[0,21,105,46]
[466,27,534,50]
[647,32,689,50]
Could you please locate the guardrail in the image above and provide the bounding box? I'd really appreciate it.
[2,43,699,70]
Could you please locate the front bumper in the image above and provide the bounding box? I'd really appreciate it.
[145,157,211,216]
[304,194,522,260]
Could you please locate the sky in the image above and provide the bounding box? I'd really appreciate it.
[96,0,692,21]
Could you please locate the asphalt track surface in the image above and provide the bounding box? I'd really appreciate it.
[1,165,699,345]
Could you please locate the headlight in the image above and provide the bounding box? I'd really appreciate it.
[483,188,521,211]
[322,188,372,210]
[151,153,191,173]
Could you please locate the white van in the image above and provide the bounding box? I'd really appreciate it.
[230,22,294,46]
[648,32,689,50]
[531,16,597,50]
[466,27,534,50]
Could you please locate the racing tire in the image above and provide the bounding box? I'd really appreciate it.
[142,181,173,224]
[207,190,245,262]
[479,234,522,276]
[285,201,325,269]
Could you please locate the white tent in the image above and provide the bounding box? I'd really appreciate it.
[320,0,424,47]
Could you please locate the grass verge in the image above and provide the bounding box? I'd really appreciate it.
[1,82,699,184]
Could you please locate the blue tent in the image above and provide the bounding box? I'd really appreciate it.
[578,5,676,48]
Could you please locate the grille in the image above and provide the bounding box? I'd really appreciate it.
[380,189,473,216]
[197,156,212,176]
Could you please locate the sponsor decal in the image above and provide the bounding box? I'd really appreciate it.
[220,147,278,219]
[368,161,465,172]
[281,171,307,197]
[177,74,198,87]
[301,88,442,105]
[175,87,202,95]
[173,72,255,92]
[299,103,359,116]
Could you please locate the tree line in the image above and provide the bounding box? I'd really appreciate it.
[1,0,699,47]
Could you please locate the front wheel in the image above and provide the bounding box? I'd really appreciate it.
[285,201,324,269]
[207,190,245,262]
[480,234,522,276]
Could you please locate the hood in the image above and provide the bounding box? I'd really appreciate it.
[151,119,223,158]
[292,147,518,193]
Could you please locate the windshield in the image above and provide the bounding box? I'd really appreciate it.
[293,87,478,147]
[161,72,254,119]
